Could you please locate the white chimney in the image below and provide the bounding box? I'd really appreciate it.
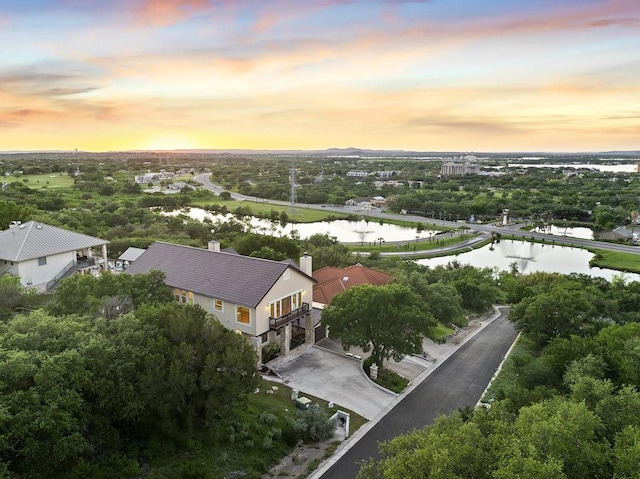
[208,228,220,252]
[300,252,312,276]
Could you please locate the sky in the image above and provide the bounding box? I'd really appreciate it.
[0,0,638,152]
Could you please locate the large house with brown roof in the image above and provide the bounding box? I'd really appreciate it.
[312,263,394,306]
[0,221,109,292]
[126,242,315,365]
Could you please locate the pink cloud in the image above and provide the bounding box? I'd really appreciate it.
[133,0,213,26]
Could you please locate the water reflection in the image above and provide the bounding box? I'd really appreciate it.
[164,207,439,243]
[532,225,593,240]
[417,240,640,282]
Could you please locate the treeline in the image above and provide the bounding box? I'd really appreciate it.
[358,272,640,479]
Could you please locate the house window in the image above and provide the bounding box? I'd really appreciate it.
[268,290,304,319]
[214,299,223,312]
[237,306,250,325]
[173,288,194,305]
[38,257,47,266]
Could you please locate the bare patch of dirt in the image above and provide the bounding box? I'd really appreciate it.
[262,437,341,479]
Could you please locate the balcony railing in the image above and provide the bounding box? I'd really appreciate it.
[77,257,96,269]
[269,303,310,330]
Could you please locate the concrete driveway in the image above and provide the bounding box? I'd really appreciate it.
[272,346,396,420]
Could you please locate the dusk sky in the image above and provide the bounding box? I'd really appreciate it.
[1,0,638,152]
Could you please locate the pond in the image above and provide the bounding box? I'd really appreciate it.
[416,240,640,282]
[164,207,440,243]
[532,225,594,240]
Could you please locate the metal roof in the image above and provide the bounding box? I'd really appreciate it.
[125,241,304,308]
[0,221,109,262]
[117,247,146,262]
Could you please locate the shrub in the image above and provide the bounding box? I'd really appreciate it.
[286,405,336,443]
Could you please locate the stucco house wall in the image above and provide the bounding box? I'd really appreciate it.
[17,251,75,291]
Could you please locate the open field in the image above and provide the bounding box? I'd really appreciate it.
[3,172,75,189]
[190,199,351,223]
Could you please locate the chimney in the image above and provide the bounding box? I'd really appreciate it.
[300,252,312,276]
[207,240,220,252]
[208,228,220,252]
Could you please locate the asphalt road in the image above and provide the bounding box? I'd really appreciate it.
[315,308,517,479]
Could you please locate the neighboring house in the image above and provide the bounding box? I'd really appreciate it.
[312,264,393,341]
[0,221,109,292]
[125,242,315,365]
[345,196,386,208]
[346,171,369,178]
[114,247,146,271]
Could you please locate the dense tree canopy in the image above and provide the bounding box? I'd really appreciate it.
[0,299,258,477]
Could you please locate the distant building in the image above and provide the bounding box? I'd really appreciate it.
[441,154,480,176]
[345,196,386,208]
[376,170,396,179]
[346,171,369,178]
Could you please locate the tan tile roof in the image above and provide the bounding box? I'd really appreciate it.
[313,264,393,304]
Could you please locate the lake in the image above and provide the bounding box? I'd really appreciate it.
[507,163,638,173]
[416,240,640,282]
[164,207,440,243]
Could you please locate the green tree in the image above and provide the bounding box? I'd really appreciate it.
[134,303,259,438]
[322,283,435,368]
[0,200,34,230]
[509,282,600,347]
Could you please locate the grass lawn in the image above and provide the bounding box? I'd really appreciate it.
[588,248,640,274]
[3,172,75,189]
[349,234,489,257]
[189,198,351,223]
[432,323,455,342]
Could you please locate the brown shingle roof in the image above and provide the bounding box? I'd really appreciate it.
[313,264,393,304]
[126,242,298,308]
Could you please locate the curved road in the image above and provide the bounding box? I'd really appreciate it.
[194,174,640,257]
[313,308,517,479]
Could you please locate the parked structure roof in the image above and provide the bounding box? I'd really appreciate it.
[0,221,108,262]
[126,241,312,308]
[313,264,393,305]
[117,247,146,262]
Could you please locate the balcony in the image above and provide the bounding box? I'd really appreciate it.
[76,256,96,269]
[269,303,310,330]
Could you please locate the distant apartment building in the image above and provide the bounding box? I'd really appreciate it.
[346,171,369,178]
[440,154,480,176]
